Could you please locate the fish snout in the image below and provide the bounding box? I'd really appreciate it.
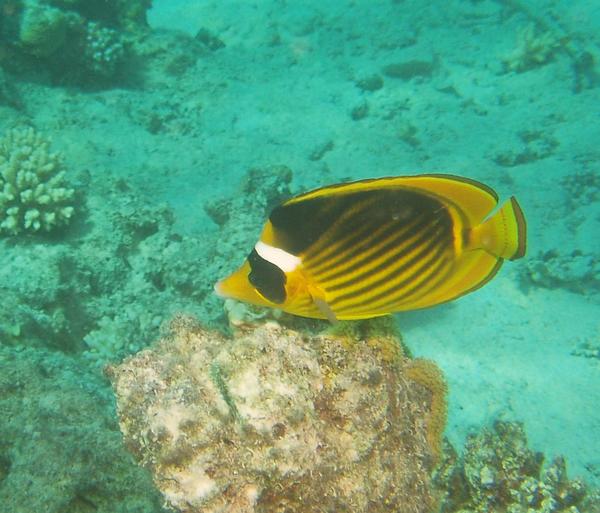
[213,262,272,308]
[213,280,227,298]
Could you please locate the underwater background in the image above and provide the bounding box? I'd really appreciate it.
[0,0,599,511]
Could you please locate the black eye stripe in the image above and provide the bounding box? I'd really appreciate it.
[247,249,287,304]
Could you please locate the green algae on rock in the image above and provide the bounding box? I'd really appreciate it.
[108,317,446,513]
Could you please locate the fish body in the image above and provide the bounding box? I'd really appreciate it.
[215,174,526,321]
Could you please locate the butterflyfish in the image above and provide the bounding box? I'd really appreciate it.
[214,174,526,321]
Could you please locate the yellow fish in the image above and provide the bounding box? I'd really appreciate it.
[215,174,526,321]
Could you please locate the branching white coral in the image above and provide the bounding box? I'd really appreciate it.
[0,127,75,235]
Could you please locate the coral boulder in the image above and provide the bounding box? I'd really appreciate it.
[107,318,447,513]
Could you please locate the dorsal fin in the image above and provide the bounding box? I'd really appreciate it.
[284,174,498,226]
[389,174,498,225]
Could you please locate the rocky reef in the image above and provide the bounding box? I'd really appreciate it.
[0,164,294,367]
[520,169,600,297]
[433,421,600,513]
[107,317,448,513]
[522,250,600,295]
[0,343,165,513]
[0,0,151,83]
[203,164,295,265]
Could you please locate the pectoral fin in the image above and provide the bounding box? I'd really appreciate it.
[309,284,338,324]
[314,297,338,323]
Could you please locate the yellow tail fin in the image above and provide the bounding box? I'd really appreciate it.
[472,196,527,260]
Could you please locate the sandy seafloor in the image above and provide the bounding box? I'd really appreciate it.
[1,0,600,502]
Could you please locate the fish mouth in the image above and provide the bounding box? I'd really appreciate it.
[213,280,227,298]
[213,264,274,308]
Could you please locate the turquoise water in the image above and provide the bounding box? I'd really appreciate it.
[0,1,599,511]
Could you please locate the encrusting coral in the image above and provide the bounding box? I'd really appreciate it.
[405,358,448,463]
[107,316,447,513]
[0,127,74,235]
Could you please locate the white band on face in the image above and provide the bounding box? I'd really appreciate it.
[254,241,301,272]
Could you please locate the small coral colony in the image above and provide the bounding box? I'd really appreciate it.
[0,127,74,234]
